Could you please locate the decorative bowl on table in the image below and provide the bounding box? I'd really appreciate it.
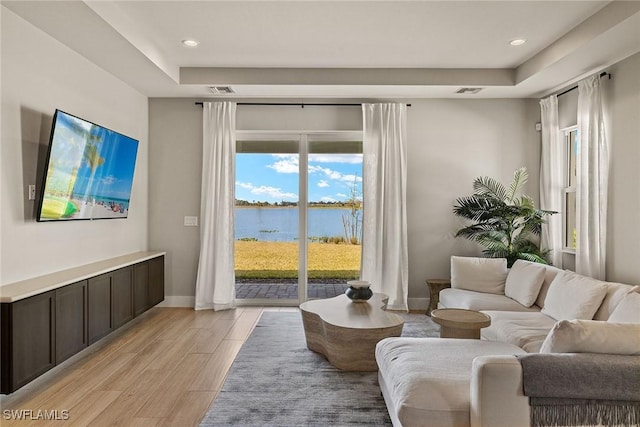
[345,280,373,302]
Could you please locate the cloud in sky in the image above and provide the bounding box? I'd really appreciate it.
[317,180,329,188]
[236,181,297,200]
[336,193,348,198]
[321,196,337,202]
[309,165,362,183]
[267,156,299,174]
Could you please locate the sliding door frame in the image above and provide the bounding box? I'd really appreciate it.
[235,130,363,307]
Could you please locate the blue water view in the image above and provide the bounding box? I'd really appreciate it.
[235,207,359,241]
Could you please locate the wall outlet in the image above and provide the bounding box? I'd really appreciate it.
[184,216,198,226]
[28,185,36,200]
[535,122,542,131]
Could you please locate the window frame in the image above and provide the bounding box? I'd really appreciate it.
[561,126,578,253]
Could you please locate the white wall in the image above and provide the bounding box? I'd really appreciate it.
[0,8,149,285]
[148,98,541,304]
[606,52,640,285]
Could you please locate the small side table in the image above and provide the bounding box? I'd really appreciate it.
[430,308,491,339]
[425,279,451,316]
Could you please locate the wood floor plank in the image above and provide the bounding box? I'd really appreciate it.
[188,339,244,392]
[37,390,122,427]
[160,391,216,427]
[135,353,211,418]
[223,308,263,341]
[97,339,176,392]
[143,328,199,372]
[86,370,169,426]
[188,318,236,354]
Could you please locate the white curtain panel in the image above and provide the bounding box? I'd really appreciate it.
[195,102,237,310]
[361,103,409,311]
[539,95,563,267]
[576,75,610,280]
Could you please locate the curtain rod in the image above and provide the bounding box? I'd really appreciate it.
[194,102,411,108]
[556,72,611,98]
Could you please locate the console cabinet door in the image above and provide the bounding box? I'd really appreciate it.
[148,256,165,307]
[88,273,113,344]
[133,262,149,317]
[55,280,87,363]
[9,291,56,392]
[113,266,133,329]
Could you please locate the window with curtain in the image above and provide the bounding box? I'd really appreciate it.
[563,127,578,251]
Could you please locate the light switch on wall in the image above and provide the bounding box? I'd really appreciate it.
[184,216,198,226]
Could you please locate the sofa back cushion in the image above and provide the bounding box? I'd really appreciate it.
[539,319,640,355]
[450,256,507,295]
[504,260,546,308]
[533,263,563,309]
[541,270,608,321]
[608,290,640,323]
[593,282,636,321]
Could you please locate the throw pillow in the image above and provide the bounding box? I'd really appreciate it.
[504,260,546,307]
[541,270,607,320]
[593,282,636,321]
[450,256,507,295]
[539,319,640,355]
[608,291,640,323]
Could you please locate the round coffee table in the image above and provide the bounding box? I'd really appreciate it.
[430,308,491,339]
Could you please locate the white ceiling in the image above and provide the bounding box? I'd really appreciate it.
[4,0,640,99]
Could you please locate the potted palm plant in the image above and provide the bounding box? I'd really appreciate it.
[453,167,555,267]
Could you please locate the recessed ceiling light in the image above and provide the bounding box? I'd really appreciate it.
[182,39,199,48]
[509,39,527,46]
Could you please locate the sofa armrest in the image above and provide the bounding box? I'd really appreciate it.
[470,355,530,427]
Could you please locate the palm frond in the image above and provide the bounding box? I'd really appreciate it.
[473,176,507,201]
[505,167,528,202]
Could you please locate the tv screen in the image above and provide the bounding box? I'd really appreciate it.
[37,110,139,221]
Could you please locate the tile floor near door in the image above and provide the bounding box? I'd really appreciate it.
[235,282,349,299]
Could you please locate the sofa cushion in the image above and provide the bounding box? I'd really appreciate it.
[541,271,608,320]
[439,288,540,312]
[376,337,525,427]
[504,260,546,308]
[451,256,507,295]
[593,282,636,321]
[539,319,640,355]
[533,263,564,309]
[481,311,557,352]
[608,291,640,323]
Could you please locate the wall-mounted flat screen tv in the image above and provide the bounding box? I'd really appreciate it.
[36,110,139,221]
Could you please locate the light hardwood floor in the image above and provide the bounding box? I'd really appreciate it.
[0,307,292,426]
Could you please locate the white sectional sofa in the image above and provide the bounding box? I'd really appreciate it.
[376,256,640,427]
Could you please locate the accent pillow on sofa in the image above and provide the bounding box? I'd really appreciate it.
[450,256,508,295]
[608,290,640,323]
[504,260,546,307]
[539,319,640,355]
[541,270,607,320]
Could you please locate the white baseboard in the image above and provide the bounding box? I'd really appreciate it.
[159,295,430,310]
[408,297,429,311]
[157,296,195,307]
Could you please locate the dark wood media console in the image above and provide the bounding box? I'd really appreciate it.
[0,251,165,394]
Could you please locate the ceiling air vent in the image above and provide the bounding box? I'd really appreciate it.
[455,87,483,94]
[208,86,235,94]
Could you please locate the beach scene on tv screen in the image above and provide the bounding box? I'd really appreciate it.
[39,112,138,220]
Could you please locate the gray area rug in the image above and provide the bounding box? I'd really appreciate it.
[200,311,440,426]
